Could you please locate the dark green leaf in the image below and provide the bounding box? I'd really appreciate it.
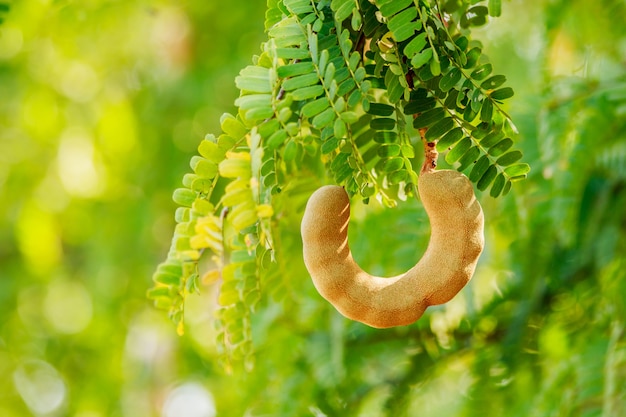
[496,150,523,166]
[480,98,493,122]
[366,102,395,116]
[477,165,498,190]
[439,68,462,92]
[470,64,492,80]
[480,131,505,147]
[374,131,399,143]
[481,75,507,90]
[490,172,506,197]
[445,137,472,164]
[404,97,436,114]
[371,117,396,130]
[413,107,446,129]
[425,117,455,140]
[387,169,407,184]
[381,157,404,172]
[490,87,515,100]
[488,138,514,156]
[378,144,401,157]
[437,128,464,150]
[458,146,481,172]
[321,136,340,154]
[469,155,491,182]
[464,47,481,68]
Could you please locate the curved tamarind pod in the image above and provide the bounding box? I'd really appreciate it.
[301,170,484,328]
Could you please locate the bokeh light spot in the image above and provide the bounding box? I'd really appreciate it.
[57,127,105,198]
[13,360,67,416]
[43,279,93,335]
[162,382,216,417]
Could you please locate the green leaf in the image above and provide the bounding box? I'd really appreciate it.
[480,131,505,147]
[277,62,315,78]
[173,188,196,207]
[387,8,418,40]
[477,165,498,190]
[481,75,507,90]
[413,107,446,129]
[490,172,506,197]
[404,96,436,114]
[457,146,481,172]
[403,32,428,58]
[332,0,357,22]
[425,117,455,140]
[504,163,531,178]
[340,111,359,124]
[234,94,272,110]
[469,155,491,182]
[153,271,181,286]
[439,68,462,92]
[496,150,523,166]
[321,137,340,154]
[445,137,472,164]
[334,118,347,138]
[490,87,515,100]
[378,144,401,157]
[471,64,492,80]
[291,85,325,101]
[378,0,412,17]
[147,287,172,299]
[480,98,493,122]
[282,73,320,91]
[302,97,330,117]
[489,0,502,17]
[374,131,398,143]
[488,138,514,157]
[436,128,464,150]
[198,140,226,164]
[221,114,248,139]
[267,130,288,150]
[371,117,396,130]
[312,107,336,129]
[275,48,311,60]
[366,102,395,116]
[411,48,433,69]
[235,67,272,93]
[192,158,219,179]
[381,157,404,172]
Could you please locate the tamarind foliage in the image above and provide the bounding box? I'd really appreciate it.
[149,0,528,367]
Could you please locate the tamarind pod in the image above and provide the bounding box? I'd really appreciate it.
[301,170,484,328]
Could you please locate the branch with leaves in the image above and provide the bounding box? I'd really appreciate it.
[149,0,529,369]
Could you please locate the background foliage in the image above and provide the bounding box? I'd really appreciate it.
[1,0,625,416]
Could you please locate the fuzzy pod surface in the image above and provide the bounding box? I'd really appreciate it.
[301,170,485,328]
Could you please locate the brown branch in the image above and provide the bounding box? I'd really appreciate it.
[419,127,438,174]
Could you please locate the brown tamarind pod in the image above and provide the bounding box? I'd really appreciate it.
[301,170,484,328]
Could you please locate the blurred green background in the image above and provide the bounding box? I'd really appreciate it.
[1,0,625,416]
